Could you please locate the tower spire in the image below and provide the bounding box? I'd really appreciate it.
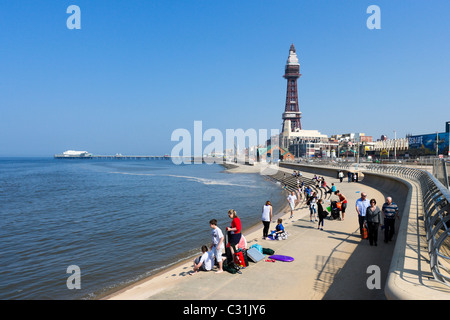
[282,44,302,133]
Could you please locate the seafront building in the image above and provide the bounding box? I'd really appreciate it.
[282,44,302,133]
[279,45,337,158]
[277,45,450,160]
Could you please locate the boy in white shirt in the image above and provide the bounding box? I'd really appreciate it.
[192,245,214,275]
[209,219,224,273]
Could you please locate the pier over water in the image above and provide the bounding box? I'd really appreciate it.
[54,154,222,162]
[55,154,171,160]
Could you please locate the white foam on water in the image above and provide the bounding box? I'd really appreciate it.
[109,171,262,188]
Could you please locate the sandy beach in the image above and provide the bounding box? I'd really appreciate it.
[103,162,392,300]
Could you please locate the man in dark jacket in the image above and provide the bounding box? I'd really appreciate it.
[382,197,399,243]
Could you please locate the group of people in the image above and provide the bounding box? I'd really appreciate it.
[285,169,400,242]
[192,170,400,274]
[192,209,242,275]
[356,193,399,246]
[312,175,327,188]
[262,200,285,240]
[306,191,327,230]
[292,170,302,178]
[192,203,287,274]
[337,170,359,183]
[286,185,329,230]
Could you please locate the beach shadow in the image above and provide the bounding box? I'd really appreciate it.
[177,269,196,277]
[326,235,361,246]
[292,224,321,230]
[314,255,348,295]
[172,266,195,277]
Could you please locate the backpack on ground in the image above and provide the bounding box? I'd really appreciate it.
[262,248,275,255]
[250,243,263,254]
[234,249,248,267]
[223,260,240,274]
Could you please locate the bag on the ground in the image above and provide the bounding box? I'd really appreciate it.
[234,249,248,267]
[277,231,288,240]
[250,243,263,254]
[223,260,240,274]
[262,248,275,255]
[242,249,249,267]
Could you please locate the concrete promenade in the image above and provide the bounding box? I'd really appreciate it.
[105,163,407,300]
[281,162,450,300]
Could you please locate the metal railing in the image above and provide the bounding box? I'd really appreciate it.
[419,172,450,285]
[433,158,449,189]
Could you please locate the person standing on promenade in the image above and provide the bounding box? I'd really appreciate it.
[317,199,326,230]
[209,219,224,273]
[304,185,312,199]
[287,191,297,219]
[382,197,399,243]
[226,209,242,261]
[365,199,381,246]
[355,192,370,238]
[298,183,304,201]
[261,201,273,240]
[308,191,318,222]
[335,190,347,220]
[338,171,344,183]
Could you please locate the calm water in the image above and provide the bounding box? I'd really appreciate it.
[0,158,285,299]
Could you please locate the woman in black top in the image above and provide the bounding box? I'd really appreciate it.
[317,199,326,230]
[365,199,381,246]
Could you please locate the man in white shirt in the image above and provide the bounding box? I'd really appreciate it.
[355,192,370,238]
[287,191,297,219]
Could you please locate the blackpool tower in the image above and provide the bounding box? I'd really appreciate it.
[282,44,302,133]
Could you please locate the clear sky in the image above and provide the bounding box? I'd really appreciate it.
[0,0,449,156]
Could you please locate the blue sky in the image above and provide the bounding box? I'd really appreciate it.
[0,0,449,156]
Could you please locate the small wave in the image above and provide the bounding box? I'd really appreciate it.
[109,172,156,176]
[163,174,261,188]
[109,172,261,188]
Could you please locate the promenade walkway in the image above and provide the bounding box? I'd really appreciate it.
[105,164,397,300]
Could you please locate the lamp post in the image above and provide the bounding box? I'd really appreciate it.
[394,130,397,160]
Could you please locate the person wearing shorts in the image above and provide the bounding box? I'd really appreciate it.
[287,191,297,219]
[209,219,224,273]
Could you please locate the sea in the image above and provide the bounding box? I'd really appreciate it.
[0,158,286,300]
